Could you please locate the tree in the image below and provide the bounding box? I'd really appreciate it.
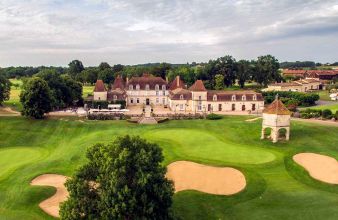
[81,68,98,84]
[151,63,172,79]
[214,74,224,90]
[236,60,251,88]
[0,74,10,105]
[98,68,115,84]
[254,55,281,86]
[20,77,52,119]
[60,135,174,220]
[98,62,111,71]
[68,60,84,78]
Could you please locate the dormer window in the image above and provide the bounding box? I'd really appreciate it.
[242,95,246,101]
[162,85,166,91]
[180,95,184,100]
[145,84,150,90]
[253,94,257,101]
[213,95,217,101]
[136,84,140,90]
[232,95,236,101]
[129,85,133,90]
[155,84,159,91]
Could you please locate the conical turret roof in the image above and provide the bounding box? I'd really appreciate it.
[263,97,291,115]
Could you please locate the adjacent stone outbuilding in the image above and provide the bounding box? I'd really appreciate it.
[261,96,291,143]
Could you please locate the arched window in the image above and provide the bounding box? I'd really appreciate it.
[213,95,217,101]
[253,94,257,101]
[145,84,150,90]
[162,85,166,90]
[155,84,159,91]
[180,95,184,100]
[129,85,133,90]
[232,95,236,101]
[242,95,246,101]
[136,84,140,90]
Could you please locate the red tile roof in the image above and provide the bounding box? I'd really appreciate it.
[127,74,167,90]
[94,80,106,92]
[169,76,186,90]
[189,80,207,91]
[112,75,125,90]
[263,98,291,115]
[207,90,264,101]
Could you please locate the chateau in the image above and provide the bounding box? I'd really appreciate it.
[91,74,264,114]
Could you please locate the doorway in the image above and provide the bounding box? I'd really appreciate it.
[146,98,150,105]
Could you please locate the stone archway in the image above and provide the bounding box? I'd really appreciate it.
[278,128,287,140]
[262,127,272,139]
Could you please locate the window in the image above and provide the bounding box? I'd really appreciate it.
[242,105,246,111]
[252,104,256,111]
[156,91,159,96]
[155,84,159,91]
[180,104,183,110]
[136,84,140,90]
[213,95,217,101]
[242,95,246,101]
[232,103,235,111]
[162,85,166,91]
[218,104,222,111]
[180,95,184,100]
[199,96,202,100]
[253,94,257,101]
[137,98,139,104]
[129,85,133,90]
[113,95,117,101]
[232,95,236,101]
[145,84,150,90]
[162,90,165,96]
[198,105,202,111]
[208,104,211,111]
[130,98,133,104]
[162,98,165,104]
[156,98,159,103]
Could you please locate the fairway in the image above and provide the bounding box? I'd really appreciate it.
[0,116,337,219]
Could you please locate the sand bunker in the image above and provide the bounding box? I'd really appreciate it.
[293,153,338,184]
[245,117,261,122]
[31,174,69,218]
[166,161,246,195]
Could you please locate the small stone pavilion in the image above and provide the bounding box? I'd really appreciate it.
[261,96,291,143]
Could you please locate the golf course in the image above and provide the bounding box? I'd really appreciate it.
[0,116,337,219]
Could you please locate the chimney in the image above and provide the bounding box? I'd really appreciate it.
[177,75,180,87]
[166,76,169,83]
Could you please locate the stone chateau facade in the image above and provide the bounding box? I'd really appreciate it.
[92,74,265,113]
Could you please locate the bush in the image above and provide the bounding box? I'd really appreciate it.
[335,110,338,120]
[88,113,125,120]
[300,109,322,119]
[262,91,319,107]
[322,109,333,119]
[206,113,223,120]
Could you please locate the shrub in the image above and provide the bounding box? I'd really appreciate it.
[300,109,322,119]
[322,109,333,119]
[262,91,319,107]
[206,113,223,120]
[335,110,338,120]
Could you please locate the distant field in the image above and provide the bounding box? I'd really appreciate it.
[308,103,338,112]
[3,79,94,111]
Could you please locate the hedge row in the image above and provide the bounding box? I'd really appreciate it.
[300,108,338,119]
[262,91,319,107]
[88,113,125,120]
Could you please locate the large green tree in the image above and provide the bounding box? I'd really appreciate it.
[236,60,251,88]
[0,74,10,105]
[214,74,225,90]
[68,60,85,78]
[254,55,281,86]
[98,68,115,84]
[20,77,52,119]
[60,135,174,220]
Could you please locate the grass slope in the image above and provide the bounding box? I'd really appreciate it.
[0,117,337,219]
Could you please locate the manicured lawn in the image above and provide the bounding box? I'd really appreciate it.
[307,103,338,112]
[0,117,337,219]
[82,85,94,98]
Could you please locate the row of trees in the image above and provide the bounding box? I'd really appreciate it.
[20,70,83,118]
[0,54,282,90]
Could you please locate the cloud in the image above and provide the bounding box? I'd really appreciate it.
[0,0,337,66]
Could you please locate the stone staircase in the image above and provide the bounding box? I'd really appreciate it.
[138,105,158,124]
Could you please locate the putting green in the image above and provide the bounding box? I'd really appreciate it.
[144,129,276,165]
[0,147,43,180]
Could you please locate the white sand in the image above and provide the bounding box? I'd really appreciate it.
[31,174,69,218]
[166,161,246,195]
[293,153,338,184]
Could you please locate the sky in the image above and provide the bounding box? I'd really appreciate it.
[0,0,338,67]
